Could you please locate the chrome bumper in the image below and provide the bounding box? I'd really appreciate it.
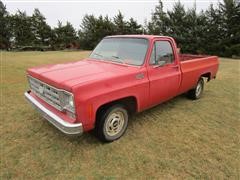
[24,91,83,135]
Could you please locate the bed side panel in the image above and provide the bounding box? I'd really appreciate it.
[179,56,219,94]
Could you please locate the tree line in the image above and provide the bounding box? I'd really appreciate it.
[0,0,239,57]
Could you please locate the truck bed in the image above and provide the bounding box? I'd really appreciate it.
[178,54,219,94]
[179,54,210,61]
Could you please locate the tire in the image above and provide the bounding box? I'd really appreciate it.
[95,105,129,142]
[187,77,204,100]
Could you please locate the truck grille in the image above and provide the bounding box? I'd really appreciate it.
[28,76,63,111]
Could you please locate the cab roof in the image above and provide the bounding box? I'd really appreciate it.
[106,34,173,40]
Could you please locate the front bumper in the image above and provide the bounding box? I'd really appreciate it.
[24,91,83,135]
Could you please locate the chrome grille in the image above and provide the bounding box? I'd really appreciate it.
[28,76,62,111]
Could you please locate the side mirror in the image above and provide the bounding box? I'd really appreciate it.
[153,60,166,68]
[158,60,166,67]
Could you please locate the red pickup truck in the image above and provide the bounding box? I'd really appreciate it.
[25,35,219,142]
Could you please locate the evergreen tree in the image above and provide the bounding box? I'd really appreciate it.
[0,0,239,56]
[126,18,142,34]
[0,1,11,49]
[166,2,187,51]
[147,0,168,35]
[193,10,208,54]
[183,8,208,54]
[79,14,115,49]
[95,15,115,41]
[53,21,77,49]
[219,0,240,56]
[204,4,224,55]
[113,11,128,34]
[147,0,239,56]
[184,7,198,52]
[31,8,52,46]
[11,10,35,46]
[78,14,98,49]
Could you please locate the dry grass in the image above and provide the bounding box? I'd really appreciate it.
[1,51,239,179]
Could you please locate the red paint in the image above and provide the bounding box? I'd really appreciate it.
[27,35,219,132]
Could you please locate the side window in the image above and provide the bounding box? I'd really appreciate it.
[150,41,174,65]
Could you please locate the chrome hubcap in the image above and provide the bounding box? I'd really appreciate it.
[105,111,125,136]
[196,82,202,97]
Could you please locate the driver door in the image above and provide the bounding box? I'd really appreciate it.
[148,39,181,106]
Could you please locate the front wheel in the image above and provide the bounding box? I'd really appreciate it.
[187,77,204,100]
[95,105,128,142]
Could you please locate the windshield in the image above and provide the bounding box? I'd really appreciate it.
[89,38,149,66]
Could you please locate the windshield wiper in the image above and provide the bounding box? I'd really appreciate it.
[110,55,125,64]
[92,52,104,58]
[92,53,125,64]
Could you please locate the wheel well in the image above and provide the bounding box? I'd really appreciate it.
[96,96,137,121]
[201,72,211,81]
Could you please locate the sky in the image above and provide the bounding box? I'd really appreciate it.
[3,0,221,29]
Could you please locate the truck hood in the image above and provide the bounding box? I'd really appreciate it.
[27,58,139,91]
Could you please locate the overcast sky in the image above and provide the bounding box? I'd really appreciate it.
[3,0,221,28]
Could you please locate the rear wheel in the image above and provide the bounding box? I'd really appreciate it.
[95,105,128,142]
[187,77,204,100]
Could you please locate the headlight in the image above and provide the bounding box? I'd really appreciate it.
[62,92,75,113]
[69,96,74,107]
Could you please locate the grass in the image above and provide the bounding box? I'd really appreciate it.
[1,51,239,179]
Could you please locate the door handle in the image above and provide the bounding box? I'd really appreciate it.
[135,73,144,80]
